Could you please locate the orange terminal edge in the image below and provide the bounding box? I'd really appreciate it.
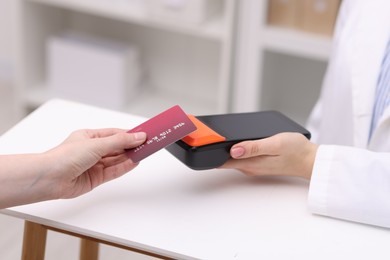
[182,114,226,146]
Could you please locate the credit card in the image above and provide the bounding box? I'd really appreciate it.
[126,105,197,163]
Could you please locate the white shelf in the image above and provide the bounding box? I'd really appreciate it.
[16,0,334,124]
[27,0,226,41]
[261,26,332,61]
[15,0,236,118]
[232,0,333,124]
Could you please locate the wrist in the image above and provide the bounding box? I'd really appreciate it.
[302,143,318,180]
[22,153,58,202]
[0,153,56,208]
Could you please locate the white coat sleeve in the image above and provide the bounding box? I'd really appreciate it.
[308,145,390,228]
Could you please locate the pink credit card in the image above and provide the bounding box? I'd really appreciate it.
[126,105,197,163]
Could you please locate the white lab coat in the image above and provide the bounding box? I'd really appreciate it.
[306,0,390,228]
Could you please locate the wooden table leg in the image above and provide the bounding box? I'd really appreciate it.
[80,238,99,260]
[22,221,47,260]
[21,222,170,260]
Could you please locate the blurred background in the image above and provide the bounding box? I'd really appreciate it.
[0,0,17,134]
[0,0,340,259]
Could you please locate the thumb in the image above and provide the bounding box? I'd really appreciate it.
[230,137,280,159]
[92,132,147,157]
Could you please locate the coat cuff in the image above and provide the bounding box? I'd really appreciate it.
[307,145,335,216]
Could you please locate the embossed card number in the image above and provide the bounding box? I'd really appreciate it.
[126,105,197,163]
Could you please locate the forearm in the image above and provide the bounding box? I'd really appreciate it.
[0,153,55,208]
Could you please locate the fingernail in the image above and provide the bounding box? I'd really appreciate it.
[231,147,245,158]
[134,132,147,141]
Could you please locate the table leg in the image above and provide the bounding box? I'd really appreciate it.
[22,221,47,260]
[21,222,173,260]
[80,238,99,260]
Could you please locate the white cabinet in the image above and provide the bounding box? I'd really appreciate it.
[232,0,336,124]
[14,0,338,125]
[14,0,236,118]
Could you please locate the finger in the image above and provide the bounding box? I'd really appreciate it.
[100,153,130,167]
[64,128,127,143]
[220,158,239,169]
[221,156,282,177]
[102,159,139,183]
[221,157,259,170]
[219,158,262,177]
[230,136,281,159]
[83,128,129,138]
[85,158,138,189]
[91,132,147,158]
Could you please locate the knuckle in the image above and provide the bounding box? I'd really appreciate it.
[250,143,260,156]
[273,138,283,151]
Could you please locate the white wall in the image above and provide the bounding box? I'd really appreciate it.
[0,0,15,80]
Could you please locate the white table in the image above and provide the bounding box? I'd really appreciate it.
[0,99,389,260]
